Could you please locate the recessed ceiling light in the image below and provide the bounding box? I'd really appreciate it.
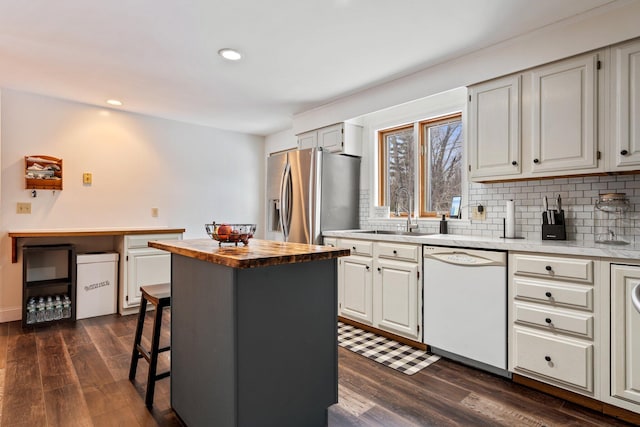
[218,48,242,61]
[106,99,123,106]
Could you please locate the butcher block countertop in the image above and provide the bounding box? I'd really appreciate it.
[149,238,350,269]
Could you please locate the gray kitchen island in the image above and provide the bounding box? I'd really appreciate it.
[148,238,350,427]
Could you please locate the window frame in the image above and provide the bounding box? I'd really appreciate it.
[376,111,463,219]
[418,112,463,218]
[377,123,415,216]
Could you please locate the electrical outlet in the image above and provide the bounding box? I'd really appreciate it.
[151,207,159,217]
[17,202,31,214]
[471,205,486,221]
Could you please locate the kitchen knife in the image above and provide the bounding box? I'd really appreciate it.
[556,194,562,212]
[543,196,554,224]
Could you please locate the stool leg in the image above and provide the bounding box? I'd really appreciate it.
[129,298,147,381]
[145,304,164,408]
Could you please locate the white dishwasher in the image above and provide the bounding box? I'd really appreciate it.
[423,245,509,377]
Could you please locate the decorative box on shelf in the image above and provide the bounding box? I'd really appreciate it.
[25,155,63,190]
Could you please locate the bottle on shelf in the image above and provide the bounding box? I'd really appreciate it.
[54,295,63,320]
[62,295,71,319]
[26,297,37,324]
[36,297,45,323]
[44,296,54,322]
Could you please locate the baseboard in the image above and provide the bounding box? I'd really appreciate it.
[0,306,22,323]
[338,316,427,351]
[513,374,640,425]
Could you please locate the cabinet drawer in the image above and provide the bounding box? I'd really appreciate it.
[514,303,593,338]
[513,328,593,391]
[339,239,373,257]
[375,242,419,262]
[126,233,182,249]
[323,237,338,247]
[514,278,593,310]
[512,254,593,283]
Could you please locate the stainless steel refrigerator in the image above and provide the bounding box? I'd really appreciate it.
[266,148,360,244]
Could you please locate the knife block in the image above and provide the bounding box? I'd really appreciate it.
[542,210,566,240]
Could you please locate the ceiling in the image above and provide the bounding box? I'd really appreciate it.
[0,0,620,136]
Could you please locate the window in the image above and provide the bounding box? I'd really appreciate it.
[378,125,415,216]
[419,113,463,217]
[378,112,463,218]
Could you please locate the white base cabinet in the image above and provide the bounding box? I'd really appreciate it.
[333,237,422,341]
[609,264,640,409]
[509,252,598,397]
[118,233,182,314]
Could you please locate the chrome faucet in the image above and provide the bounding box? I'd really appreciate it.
[395,187,419,232]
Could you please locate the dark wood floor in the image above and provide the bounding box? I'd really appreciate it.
[0,313,635,427]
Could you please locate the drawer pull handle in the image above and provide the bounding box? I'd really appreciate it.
[393,250,398,255]
[545,356,552,362]
[545,318,552,324]
[545,291,552,298]
[352,246,356,251]
[545,265,552,271]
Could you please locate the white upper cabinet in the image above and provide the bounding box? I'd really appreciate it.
[468,75,521,179]
[468,50,609,182]
[296,122,363,156]
[530,53,600,174]
[610,39,640,170]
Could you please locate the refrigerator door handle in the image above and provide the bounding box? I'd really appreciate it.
[280,162,292,240]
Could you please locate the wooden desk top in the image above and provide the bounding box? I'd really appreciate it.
[7,228,185,263]
[149,238,350,269]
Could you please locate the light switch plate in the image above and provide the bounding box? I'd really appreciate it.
[151,207,159,217]
[471,206,486,221]
[83,173,92,185]
[17,202,31,214]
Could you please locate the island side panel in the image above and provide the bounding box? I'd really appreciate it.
[170,254,238,427]
[236,258,338,427]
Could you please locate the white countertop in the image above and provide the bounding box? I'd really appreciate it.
[323,230,640,260]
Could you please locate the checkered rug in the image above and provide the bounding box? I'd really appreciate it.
[338,321,440,375]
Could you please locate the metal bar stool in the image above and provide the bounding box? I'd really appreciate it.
[128,283,171,408]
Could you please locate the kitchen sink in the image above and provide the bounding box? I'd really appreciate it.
[352,229,434,236]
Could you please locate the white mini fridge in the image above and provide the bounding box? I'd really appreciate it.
[76,252,119,320]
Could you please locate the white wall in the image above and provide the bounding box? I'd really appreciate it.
[292,0,640,134]
[0,89,265,321]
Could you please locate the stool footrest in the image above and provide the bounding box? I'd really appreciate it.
[155,371,171,380]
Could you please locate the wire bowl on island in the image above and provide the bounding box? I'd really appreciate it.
[205,223,257,246]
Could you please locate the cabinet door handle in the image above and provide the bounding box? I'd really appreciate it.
[621,149,629,156]
[545,291,552,298]
[545,356,552,362]
[545,318,552,324]
[511,160,518,166]
[366,265,370,270]
[545,265,552,271]
[533,158,540,164]
[377,267,381,272]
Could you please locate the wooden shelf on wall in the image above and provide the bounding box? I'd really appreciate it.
[25,155,63,190]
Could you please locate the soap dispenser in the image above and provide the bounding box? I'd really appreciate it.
[439,215,448,234]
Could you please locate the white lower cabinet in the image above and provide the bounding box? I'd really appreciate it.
[118,233,182,314]
[374,257,419,340]
[509,252,598,397]
[339,255,373,324]
[336,238,422,341]
[609,264,640,409]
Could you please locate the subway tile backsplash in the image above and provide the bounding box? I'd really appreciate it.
[360,175,640,243]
